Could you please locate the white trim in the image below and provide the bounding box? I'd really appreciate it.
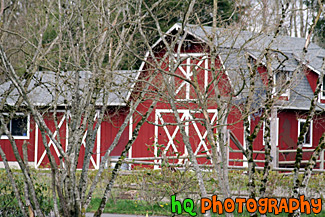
[94,102,127,106]
[263,120,265,146]
[298,119,313,148]
[305,64,322,76]
[126,51,149,102]
[276,118,279,147]
[154,110,159,169]
[0,113,30,140]
[293,54,322,75]
[34,123,39,168]
[128,110,133,160]
[274,106,315,111]
[151,23,182,50]
[0,161,34,169]
[96,111,101,170]
[243,116,250,167]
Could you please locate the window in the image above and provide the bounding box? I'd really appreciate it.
[1,114,29,139]
[321,77,325,99]
[298,119,312,147]
[263,118,279,146]
[274,71,290,97]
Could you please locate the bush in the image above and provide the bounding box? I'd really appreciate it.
[0,169,53,216]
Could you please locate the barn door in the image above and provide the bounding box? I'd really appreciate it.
[154,109,218,169]
[172,54,210,101]
[34,113,68,168]
[35,112,101,169]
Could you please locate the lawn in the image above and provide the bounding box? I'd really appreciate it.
[1,168,324,216]
[86,198,324,216]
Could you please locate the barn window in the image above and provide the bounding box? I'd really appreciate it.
[298,119,312,147]
[274,71,290,97]
[262,118,279,146]
[0,114,30,139]
[321,77,325,99]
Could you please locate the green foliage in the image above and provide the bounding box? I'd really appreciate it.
[0,169,53,216]
[314,17,325,48]
[0,172,23,217]
[304,0,325,48]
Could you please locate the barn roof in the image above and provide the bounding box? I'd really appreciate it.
[0,70,137,107]
[179,23,325,73]
[168,23,325,110]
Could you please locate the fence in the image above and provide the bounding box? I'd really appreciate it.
[114,129,325,173]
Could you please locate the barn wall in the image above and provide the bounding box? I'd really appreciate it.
[305,68,318,93]
[227,107,244,166]
[278,109,325,168]
[131,41,242,167]
[0,115,37,163]
[0,109,129,169]
[250,115,266,167]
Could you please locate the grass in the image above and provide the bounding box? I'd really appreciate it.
[1,168,324,216]
[86,198,325,216]
[87,198,171,215]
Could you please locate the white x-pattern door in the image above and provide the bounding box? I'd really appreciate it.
[35,112,101,169]
[154,109,217,168]
[34,114,67,168]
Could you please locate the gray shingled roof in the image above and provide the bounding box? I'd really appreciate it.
[178,23,325,110]
[181,23,325,72]
[0,70,137,106]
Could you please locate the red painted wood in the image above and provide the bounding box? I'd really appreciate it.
[305,68,318,92]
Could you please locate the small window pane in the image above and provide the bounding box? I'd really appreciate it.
[275,72,288,93]
[299,121,311,145]
[11,116,27,136]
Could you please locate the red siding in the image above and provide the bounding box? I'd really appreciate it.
[305,68,318,92]
[227,107,245,166]
[0,116,37,162]
[1,110,129,169]
[278,110,325,168]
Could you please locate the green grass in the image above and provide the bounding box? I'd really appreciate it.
[1,169,324,216]
[86,198,325,216]
[87,198,171,215]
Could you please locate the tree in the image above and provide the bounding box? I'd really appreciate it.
[0,1,324,217]
[0,0,154,216]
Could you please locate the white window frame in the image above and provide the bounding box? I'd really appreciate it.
[0,113,30,140]
[243,116,251,168]
[263,118,279,146]
[320,76,325,100]
[298,119,313,148]
[273,71,290,97]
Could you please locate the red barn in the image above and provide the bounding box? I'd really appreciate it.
[1,23,325,170]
